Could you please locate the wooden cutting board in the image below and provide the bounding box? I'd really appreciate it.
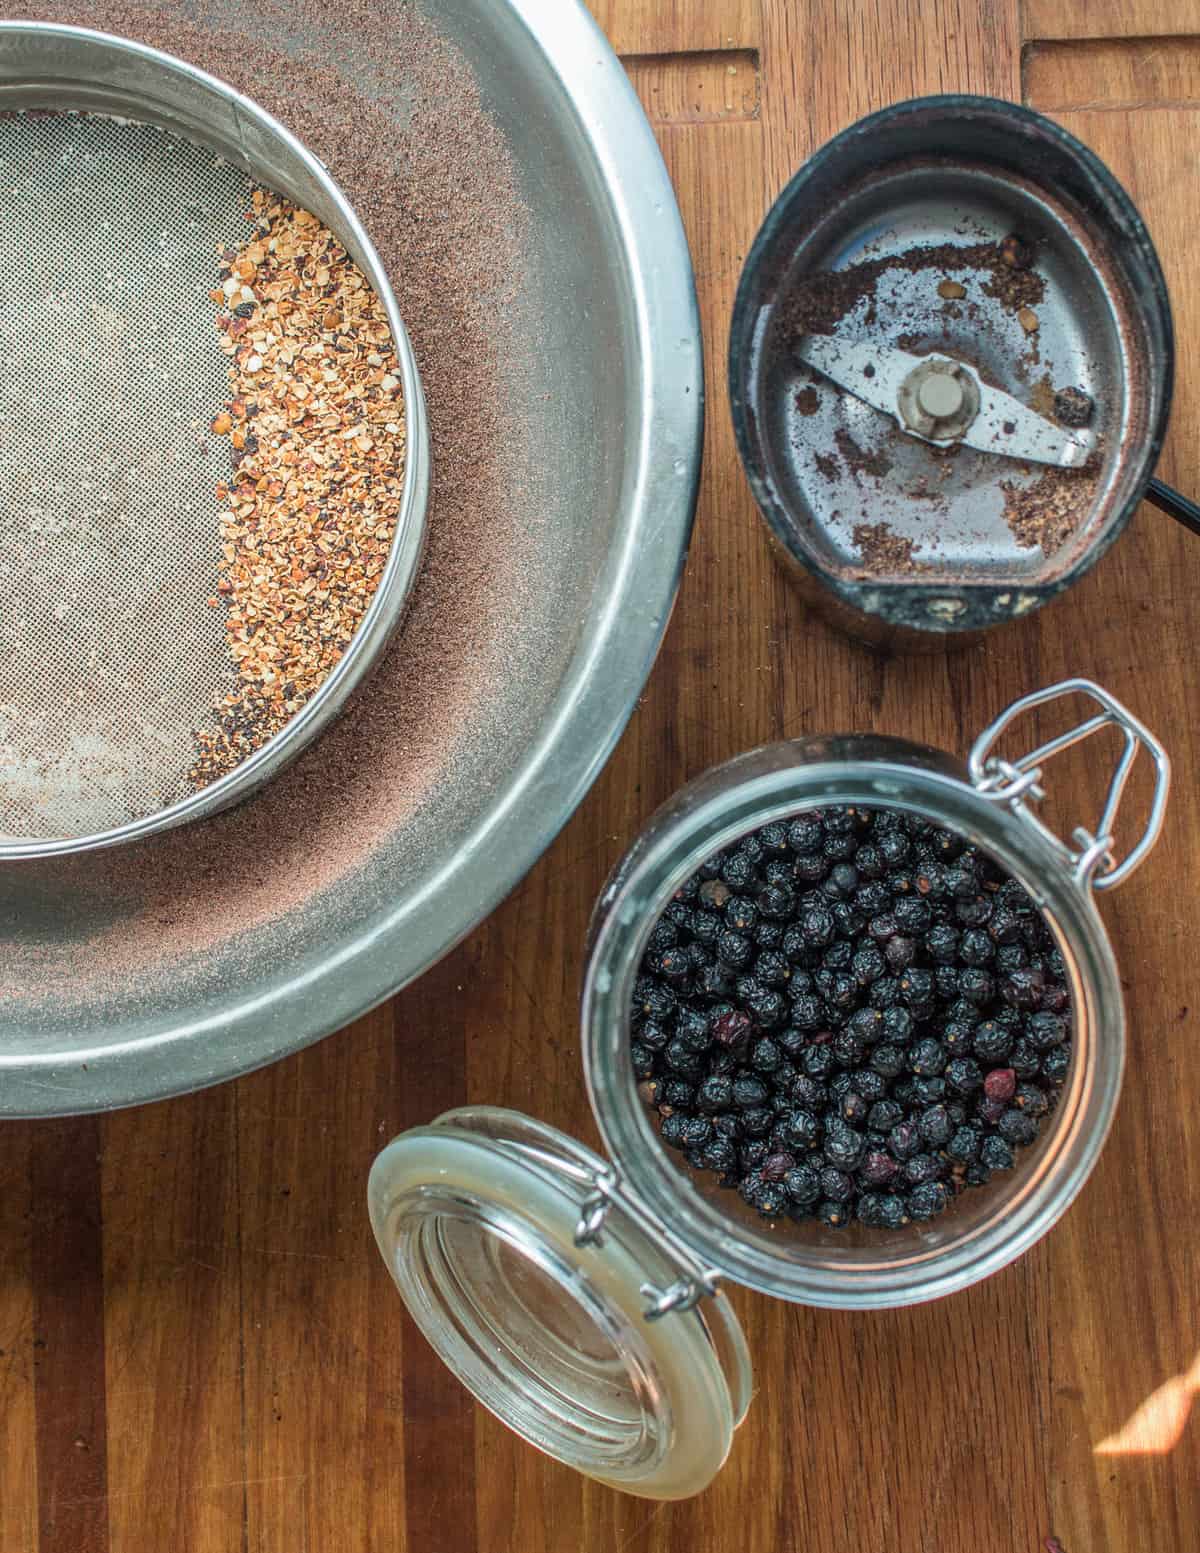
[2,2,1197,1549]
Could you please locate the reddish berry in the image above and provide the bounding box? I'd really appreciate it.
[984,1067,1017,1103]
[713,1010,752,1048]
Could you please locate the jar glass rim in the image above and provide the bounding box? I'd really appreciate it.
[582,738,1124,1308]
[368,1109,751,1496]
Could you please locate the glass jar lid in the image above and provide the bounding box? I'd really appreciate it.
[368,1106,752,1499]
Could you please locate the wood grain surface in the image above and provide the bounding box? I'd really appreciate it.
[3,1,1199,1549]
[1025,0,1200,42]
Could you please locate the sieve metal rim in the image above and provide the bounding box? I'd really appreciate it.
[0,20,431,860]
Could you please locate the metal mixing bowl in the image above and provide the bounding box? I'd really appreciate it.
[0,0,702,1115]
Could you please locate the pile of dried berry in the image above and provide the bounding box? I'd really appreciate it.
[630,806,1070,1229]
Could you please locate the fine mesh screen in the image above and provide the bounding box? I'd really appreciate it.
[0,112,251,839]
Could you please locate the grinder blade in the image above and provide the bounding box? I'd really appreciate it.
[795,337,1093,468]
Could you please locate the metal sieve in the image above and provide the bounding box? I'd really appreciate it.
[0,22,429,859]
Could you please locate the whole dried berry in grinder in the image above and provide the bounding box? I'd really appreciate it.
[630,805,1070,1229]
[1000,232,1034,270]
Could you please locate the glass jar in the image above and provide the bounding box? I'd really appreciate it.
[370,680,1168,1498]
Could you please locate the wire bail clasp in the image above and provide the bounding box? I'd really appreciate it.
[572,1163,723,1321]
[968,678,1170,892]
[573,1166,620,1248]
[639,1269,722,1322]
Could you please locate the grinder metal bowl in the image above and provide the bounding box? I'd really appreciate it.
[729,95,1173,644]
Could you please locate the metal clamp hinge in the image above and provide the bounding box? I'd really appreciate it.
[639,1269,722,1322]
[968,679,1170,893]
[573,1166,620,1248]
[573,1165,723,1321]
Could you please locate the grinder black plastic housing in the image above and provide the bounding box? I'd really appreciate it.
[729,95,1174,646]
